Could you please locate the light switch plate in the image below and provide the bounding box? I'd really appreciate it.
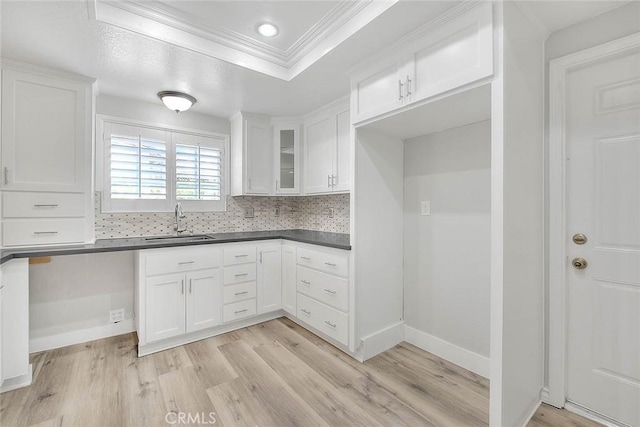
[244,207,255,218]
[421,201,431,216]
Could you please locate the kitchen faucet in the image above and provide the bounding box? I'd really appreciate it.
[174,202,187,235]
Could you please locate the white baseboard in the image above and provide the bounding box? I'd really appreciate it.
[404,325,490,379]
[565,401,627,427]
[0,365,32,393]
[30,319,136,353]
[516,397,543,427]
[360,321,405,361]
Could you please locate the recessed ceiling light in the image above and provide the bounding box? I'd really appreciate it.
[257,22,279,38]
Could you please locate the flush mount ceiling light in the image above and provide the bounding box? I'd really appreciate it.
[157,91,197,113]
[257,22,279,38]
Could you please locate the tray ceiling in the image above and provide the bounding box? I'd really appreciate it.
[89,0,398,80]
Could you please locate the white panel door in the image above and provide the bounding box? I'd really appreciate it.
[281,244,296,315]
[566,47,640,427]
[146,273,186,343]
[333,107,351,192]
[304,113,334,194]
[257,244,282,314]
[245,117,272,194]
[186,268,221,333]
[1,68,89,192]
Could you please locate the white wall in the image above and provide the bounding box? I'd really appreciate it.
[542,0,640,388]
[403,120,491,358]
[97,94,230,134]
[490,2,545,426]
[29,252,134,351]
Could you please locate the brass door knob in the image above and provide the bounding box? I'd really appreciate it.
[572,257,588,269]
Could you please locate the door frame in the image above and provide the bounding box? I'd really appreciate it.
[547,32,640,408]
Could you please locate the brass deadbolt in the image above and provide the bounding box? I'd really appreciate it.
[572,233,588,245]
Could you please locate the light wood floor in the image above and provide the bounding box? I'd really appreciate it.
[0,317,600,427]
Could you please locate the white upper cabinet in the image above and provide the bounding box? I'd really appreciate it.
[1,66,93,193]
[304,98,350,194]
[230,112,272,196]
[349,2,493,124]
[273,121,301,195]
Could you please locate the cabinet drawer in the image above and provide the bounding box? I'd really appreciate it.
[223,263,257,285]
[297,293,348,345]
[223,299,256,323]
[223,281,256,304]
[145,247,222,276]
[297,248,349,277]
[2,218,86,246]
[297,266,349,312]
[2,192,85,218]
[223,246,257,266]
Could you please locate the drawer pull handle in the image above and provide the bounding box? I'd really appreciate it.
[300,309,311,315]
[178,261,195,265]
[300,256,311,260]
[33,204,59,208]
[300,280,311,285]
[324,288,337,295]
[234,291,249,296]
[324,262,337,267]
[33,231,58,235]
[234,309,248,315]
[235,254,249,258]
[324,320,337,328]
[235,273,249,277]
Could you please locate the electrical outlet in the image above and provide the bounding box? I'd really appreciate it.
[275,207,280,216]
[421,201,431,216]
[109,308,125,324]
[328,208,334,218]
[244,207,254,218]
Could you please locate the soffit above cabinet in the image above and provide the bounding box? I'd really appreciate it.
[88,0,398,81]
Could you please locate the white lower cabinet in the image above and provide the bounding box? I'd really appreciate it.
[0,259,30,391]
[281,244,297,315]
[292,244,350,347]
[257,244,282,314]
[136,240,351,355]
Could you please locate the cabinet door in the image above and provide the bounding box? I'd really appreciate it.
[1,68,90,192]
[351,59,404,124]
[186,268,221,333]
[273,122,300,195]
[304,113,334,194]
[0,259,29,382]
[257,245,282,314]
[333,107,351,192]
[146,273,186,343]
[406,3,493,105]
[281,245,297,315]
[245,117,272,195]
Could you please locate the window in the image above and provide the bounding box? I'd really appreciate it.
[99,118,228,212]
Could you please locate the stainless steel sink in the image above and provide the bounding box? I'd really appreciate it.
[144,234,216,243]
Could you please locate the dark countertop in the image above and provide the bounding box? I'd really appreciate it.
[0,229,350,265]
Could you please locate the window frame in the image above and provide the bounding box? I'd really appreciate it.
[96,115,229,213]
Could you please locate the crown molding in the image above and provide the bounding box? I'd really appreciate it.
[88,0,398,81]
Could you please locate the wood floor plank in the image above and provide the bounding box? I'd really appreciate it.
[1,319,602,427]
[217,339,330,427]
[250,335,385,427]
[255,319,436,426]
[182,338,239,389]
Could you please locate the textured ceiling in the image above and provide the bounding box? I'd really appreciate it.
[0,1,629,119]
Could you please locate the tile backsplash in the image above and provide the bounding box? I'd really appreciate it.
[94,193,350,239]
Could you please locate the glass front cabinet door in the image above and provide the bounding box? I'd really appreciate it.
[273,121,300,195]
